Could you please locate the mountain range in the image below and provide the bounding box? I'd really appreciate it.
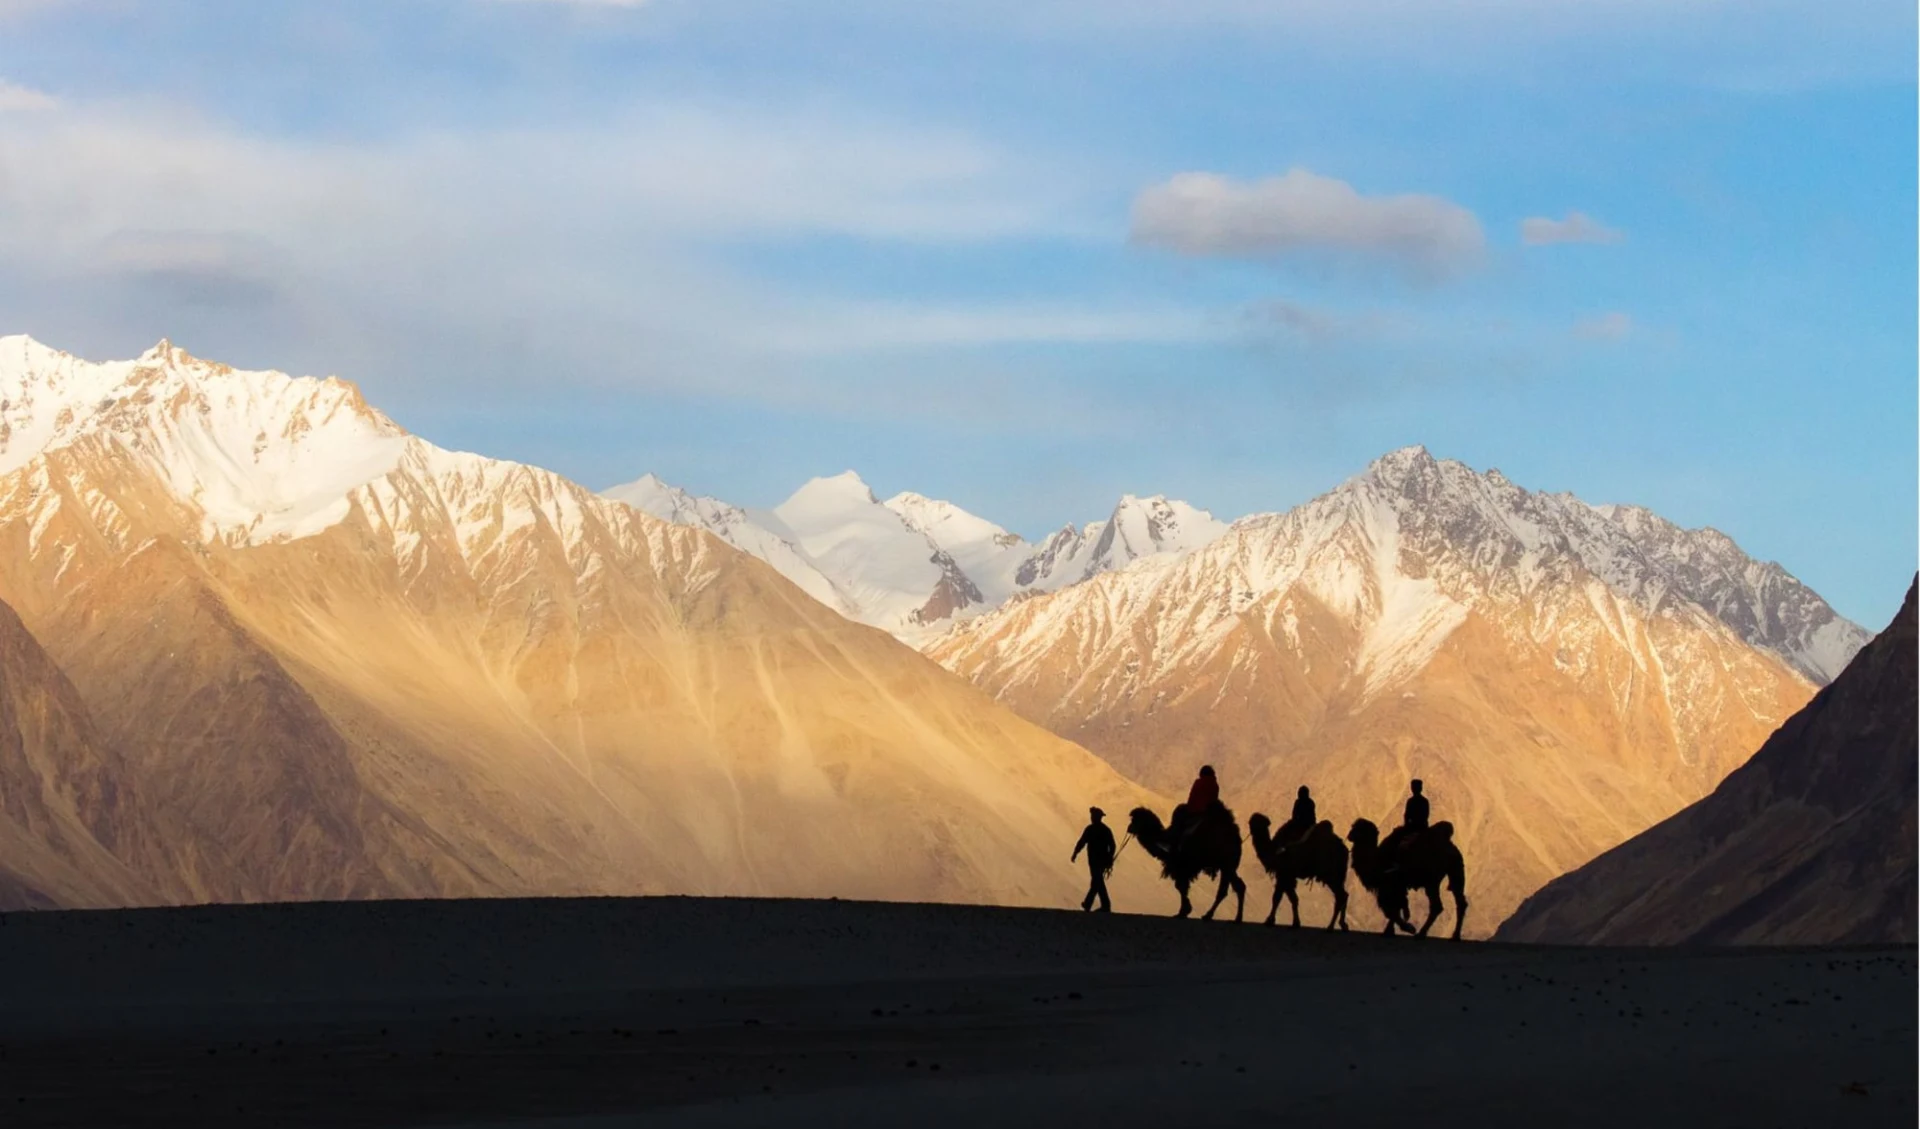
[0,335,1882,937]
[923,448,1869,931]
[603,472,1226,644]
[1497,577,1915,945]
[0,335,1167,912]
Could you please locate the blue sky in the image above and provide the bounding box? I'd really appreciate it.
[0,0,1913,625]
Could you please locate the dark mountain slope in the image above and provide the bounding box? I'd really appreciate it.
[1497,577,1917,945]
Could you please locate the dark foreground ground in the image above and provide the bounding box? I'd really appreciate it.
[0,897,1912,1128]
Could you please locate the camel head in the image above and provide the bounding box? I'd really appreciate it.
[1126,806,1166,840]
[1247,813,1271,835]
[1347,818,1379,848]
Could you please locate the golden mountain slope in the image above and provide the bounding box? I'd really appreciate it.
[928,449,1822,934]
[1497,577,1916,945]
[0,594,154,909]
[0,339,1170,912]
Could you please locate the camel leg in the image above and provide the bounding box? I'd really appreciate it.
[1450,887,1468,941]
[1328,886,1347,931]
[1232,873,1246,923]
[1415,885,1442,938]
[1392,894,1419,934]
[1198,871,1228,917]
[1175,879,1194,918]
[1264,878,1282,926]
[1287,887,1301,928]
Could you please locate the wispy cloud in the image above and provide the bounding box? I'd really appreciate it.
[1236,298,1402,344]
[758,302,1213,354]
[1522,211,1624,246]
[0,96,1135,408]
[1129,169,1485,283]
[0,78,57,112]
[1574,311,1634,340]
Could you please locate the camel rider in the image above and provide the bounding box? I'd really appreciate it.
[1279,785,1317,844]
[1382,779,1430,867]
[1071,807,1117,913]
[1174,765,1221,845]
[1404,779,1430,833]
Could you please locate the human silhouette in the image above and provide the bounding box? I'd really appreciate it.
[1278,785,1317,844]
[1173,765,1221,846]
[1071,806,1117,912]
[1381,778,1432,864]
[1404,779,1430,833]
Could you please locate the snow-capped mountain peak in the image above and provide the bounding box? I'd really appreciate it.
[1,333,409,546]
[596,464,1236,642]
[786,470,881,509]
[1583,500,1868,683]
[1088,494,1229,576]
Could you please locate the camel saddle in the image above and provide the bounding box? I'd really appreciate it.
[1381,820,1453,872]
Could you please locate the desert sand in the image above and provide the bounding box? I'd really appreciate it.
[0,895,1912,1128]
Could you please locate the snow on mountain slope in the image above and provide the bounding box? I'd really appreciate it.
[885,491,1032,605]
[600,465,1236,642]
[603,473,857,617]
[927,446,1858,934]
[0,335,408,547]
[1081,495,1229,579]
[1589,502,1869,683]
[604,473,1003,640]
[0,335,1173,912]
[1011,496,1231,595]
[1497,576,1915,945]
[772,472,987,637]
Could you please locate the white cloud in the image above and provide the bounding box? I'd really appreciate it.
[1522,211,1624,246]
[1129,168,1485,282]
[1574,311,1634,340]
[0,79,57,112]
[0,97,1148,409]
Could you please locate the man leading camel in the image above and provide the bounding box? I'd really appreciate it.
[1071,807,1117,912]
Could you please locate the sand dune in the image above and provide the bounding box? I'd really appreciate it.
[0,896,1911,1128]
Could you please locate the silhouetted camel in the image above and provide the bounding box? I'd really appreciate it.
[1346,818,1468,940]
[1126,806,1247,922]
[1247,813,1350,930]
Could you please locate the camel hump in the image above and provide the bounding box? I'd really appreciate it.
[1315,819,1334,835]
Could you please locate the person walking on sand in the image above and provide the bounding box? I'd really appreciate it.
[1071,806,1117,912]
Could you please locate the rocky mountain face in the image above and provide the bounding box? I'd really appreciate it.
[1592,504,1868,683]
[603,471,1230,643]
[926,448,1861,934]
[0,594,156,910]
[1496,577,1915,946]
[0,336,1171,912]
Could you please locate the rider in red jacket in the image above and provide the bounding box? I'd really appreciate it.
[1174,765,1221,845]
[1186,765,1220,815]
